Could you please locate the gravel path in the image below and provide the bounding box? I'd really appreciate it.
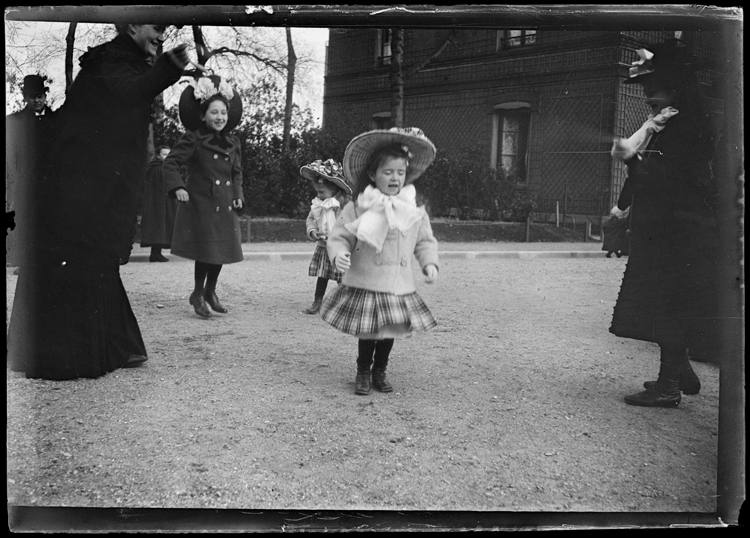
[6,245,720,520]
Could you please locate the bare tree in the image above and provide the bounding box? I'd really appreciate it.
[282,27,297,152]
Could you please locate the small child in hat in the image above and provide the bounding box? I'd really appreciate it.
[300,159,352,314]
[162,74,245,318]
[320,127,439,395]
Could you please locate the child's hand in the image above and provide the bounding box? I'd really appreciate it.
[175,188,189,203]
[335,252,351,272]
[424,264,438,284]
[233,198,244,210]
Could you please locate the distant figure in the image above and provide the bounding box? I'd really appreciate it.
[320,127,440,396]
[5,74,56,270]
[140,145,177,262]
[601,207,630,258]
[609,39,719,408]
[7,24,190,380]
[163,75,245,318]
[300,159,352,314]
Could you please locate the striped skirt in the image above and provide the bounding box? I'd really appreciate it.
[308,244,343,282]
[320,285,437,339]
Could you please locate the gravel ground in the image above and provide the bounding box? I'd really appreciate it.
[6,243,720,522]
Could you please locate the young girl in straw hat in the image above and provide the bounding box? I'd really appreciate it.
[300,159,352,314]
[163,74,245,318]
[320,127,439,395]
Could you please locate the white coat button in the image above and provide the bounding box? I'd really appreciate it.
[215,180,220,185]
[228,206,232,211]
[215,206,220,212]
[213,154,218,159]
[225,156,229,161]
[226,181,230,186]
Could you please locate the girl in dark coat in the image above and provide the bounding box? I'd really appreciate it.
[162,75,244,318]
[7,25,189,380]
[140,145,178,262]
[609,39,719,408]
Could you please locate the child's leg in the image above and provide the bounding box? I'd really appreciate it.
[204,263,227,313]
[372,338,394,392]
[304,278,328,314]
[189,261,211,317]
[355,339,377,395]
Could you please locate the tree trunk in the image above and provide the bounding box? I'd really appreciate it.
[390,28,405,128]
[282,27,297,153]
[64,22,77,93]
[192,25,210,65]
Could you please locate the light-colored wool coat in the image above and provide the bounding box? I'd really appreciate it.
[327,201,439,295]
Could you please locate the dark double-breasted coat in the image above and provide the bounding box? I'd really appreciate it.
[162,128,245,265]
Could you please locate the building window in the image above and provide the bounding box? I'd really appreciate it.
[491,102,531,182]
[496,29,537,51]
[372,112,392,129]
[377,29,392,66]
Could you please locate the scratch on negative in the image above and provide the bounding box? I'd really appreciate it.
[369,6,424,16]
[245,5,274,15]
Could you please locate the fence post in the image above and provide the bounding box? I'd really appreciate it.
[525,215,531,242]
[555,201,560,228]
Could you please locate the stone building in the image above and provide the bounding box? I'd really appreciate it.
[322,29,723,221]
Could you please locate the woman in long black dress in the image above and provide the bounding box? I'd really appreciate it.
[609,39,719,408]
[7,24,189,380]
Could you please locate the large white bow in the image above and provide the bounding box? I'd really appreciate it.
[310,197,340,237]
[345,184,423,252]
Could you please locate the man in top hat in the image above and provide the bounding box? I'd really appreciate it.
[5,74,56,269]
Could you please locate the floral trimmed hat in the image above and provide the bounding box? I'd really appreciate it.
[300,159,352,194]
[624,38,705,84]
[178,74,243,132]
[343,127,436,194]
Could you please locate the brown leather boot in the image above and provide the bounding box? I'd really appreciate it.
[189,289,212,318]
[303,297,322,314]
[204,281,227,313]
[372,369,393,392]
[355,371,371,395]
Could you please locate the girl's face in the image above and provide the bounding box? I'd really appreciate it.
[200,99,228,132]
[370,156,407,196]
[313,181,337,201]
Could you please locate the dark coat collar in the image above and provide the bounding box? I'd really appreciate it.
[195,127,237,154]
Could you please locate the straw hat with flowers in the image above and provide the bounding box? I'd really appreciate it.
[300,159,352,195]
[343,127,436,194]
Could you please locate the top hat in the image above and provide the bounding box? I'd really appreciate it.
[343,127,436,194]
[300,159,352,195]
[624,38,707,84]
[178,74,243,132]
[21,74,49,96]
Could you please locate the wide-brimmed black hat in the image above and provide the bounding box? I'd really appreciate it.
[624,38,707,84]
[21,74,49,96]
[178,74,243,132]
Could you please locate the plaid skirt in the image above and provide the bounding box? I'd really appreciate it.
[309,245,343,282]
[320,285,437,338]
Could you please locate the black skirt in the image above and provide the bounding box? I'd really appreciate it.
[7,251,147,381]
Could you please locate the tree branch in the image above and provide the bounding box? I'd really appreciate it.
[404,29,458,81]
[206,46,287,74]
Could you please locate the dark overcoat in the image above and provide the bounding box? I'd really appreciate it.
[140,156,178,248]
[162,128,244,264]
[7,34,184,380]
[5,105,56,266]
[45,33,184,261]
[609,112,721,353]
